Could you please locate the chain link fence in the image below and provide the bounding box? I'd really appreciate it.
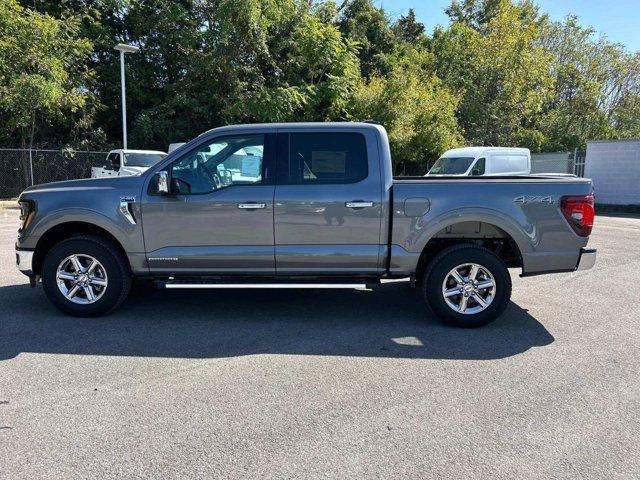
[0,149,108,198]
[530,150,586,176]
[530,152,574,174]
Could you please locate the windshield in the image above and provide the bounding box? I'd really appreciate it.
[123,153,166,167]
[428,157,475,175]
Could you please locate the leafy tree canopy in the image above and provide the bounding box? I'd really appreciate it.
[4,0,639,174]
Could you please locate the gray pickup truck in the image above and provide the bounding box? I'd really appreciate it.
[15,122,596,327]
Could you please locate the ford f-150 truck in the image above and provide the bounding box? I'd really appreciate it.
[15,123,596,327]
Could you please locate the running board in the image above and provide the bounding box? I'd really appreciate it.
[163,282,370,290]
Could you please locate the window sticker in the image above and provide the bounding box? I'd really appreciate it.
[311,151,346,173]
[241,156,261,177]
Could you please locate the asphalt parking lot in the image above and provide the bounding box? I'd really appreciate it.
[1,206,639,479]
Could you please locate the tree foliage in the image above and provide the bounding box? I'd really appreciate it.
[4,0,640,174]
[0,0,93,149]
[353,48,462,173]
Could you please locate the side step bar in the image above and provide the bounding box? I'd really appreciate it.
[163,282,370,290]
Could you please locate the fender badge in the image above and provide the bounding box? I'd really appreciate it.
[119,197,137,225]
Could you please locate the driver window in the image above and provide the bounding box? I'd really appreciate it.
[170,134,264,194]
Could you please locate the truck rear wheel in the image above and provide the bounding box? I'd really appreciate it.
[422,245,511,328]
[41,235,132,317]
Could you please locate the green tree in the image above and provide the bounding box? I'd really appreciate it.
[445,0,504,30]
[353,48,462,174]
[0,0,93,155]
[393,8,426,45]
[7,0,639,157]
[337,0,396,78]
[233,8,360,122]
[537,16,640,149]
[432,0,553,149]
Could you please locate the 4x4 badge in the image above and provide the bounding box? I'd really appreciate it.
[514,195,554,204]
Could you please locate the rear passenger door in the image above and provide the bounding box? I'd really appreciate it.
[274,128,383,275]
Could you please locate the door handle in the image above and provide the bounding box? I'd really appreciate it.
[345,201,374,209]
[238,202,267,209]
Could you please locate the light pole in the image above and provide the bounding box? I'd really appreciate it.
[114,43,139,150]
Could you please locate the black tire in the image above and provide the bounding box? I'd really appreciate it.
[41,235,132,317]
[422,245,511,328]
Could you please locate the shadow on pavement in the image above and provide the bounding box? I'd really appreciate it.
[0,282,554,361]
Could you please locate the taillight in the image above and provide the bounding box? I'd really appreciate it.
[560,194,594,236]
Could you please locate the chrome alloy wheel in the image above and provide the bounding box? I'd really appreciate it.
[56,254,108,304]
[441,263,496,315]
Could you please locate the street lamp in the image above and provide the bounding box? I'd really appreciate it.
[114,43,140,150]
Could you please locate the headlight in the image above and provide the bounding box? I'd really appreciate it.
[18,199,35,232]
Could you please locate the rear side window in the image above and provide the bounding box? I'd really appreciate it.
[490,154,528,174]
[283,133,368,184]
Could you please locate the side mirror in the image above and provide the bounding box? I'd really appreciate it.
[157,171,170,194]
[471,168,481,176]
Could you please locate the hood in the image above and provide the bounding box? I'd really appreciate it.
[19,175,144,197]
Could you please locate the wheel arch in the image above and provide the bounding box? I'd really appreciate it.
[413,214,526,283]
[32,221,129,276]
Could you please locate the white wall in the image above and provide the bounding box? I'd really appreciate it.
[585,139,640,205]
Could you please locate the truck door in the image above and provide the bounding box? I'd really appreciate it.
[140,132,276,274]
[274,129,383,275]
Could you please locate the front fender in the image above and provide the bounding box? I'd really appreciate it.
[27,207,140,252]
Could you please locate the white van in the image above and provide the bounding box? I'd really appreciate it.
[426,147,531,176]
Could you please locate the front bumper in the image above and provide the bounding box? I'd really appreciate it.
[576,248,597,271]
[16,247,34,275]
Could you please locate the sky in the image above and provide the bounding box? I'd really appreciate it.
[376,0,640,52]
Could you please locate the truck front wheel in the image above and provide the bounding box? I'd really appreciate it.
[422,245,512,328]
[41,235,132,317]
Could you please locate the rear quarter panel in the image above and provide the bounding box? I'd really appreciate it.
[390,178,594,276]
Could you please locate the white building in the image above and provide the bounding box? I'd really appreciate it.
[585,139,640,206]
